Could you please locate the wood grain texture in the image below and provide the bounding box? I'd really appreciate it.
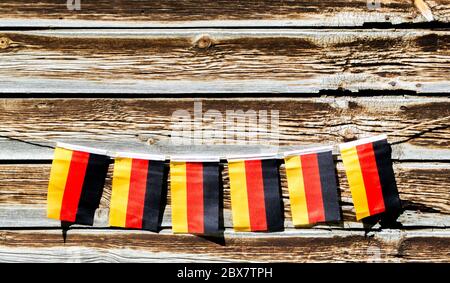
[0,97,448,160]
[0,229,448,262]
[1,1,449,263]
[0,0,447,28]
[1,206,448,230]
[0,30,449,93]
[0,162,447,228]
[422,0,450,22]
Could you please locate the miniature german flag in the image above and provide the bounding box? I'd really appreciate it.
[47,143,110,225]
[170,158,220,235]
[339,135,401,220]
[109,153,166,231]
[228,156,283,232]
[284,147,341,226]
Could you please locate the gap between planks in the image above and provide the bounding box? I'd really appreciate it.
[0,0,447,28]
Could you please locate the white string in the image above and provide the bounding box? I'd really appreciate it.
[0,128,56,150]
[0,115,448,160]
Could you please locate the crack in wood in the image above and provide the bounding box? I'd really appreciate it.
[415,0,435,21]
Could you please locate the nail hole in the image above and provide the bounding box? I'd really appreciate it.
[0,37,10,49]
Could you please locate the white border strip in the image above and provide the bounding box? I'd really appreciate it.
[56,142,109,156]
[170,155,220,162]
[339,134,388,150]
[227,153,279,161]
[115,152,166,161]
[283,145,334,157]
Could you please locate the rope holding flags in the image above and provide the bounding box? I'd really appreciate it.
[43,135,403,235]
[0,115,443,235]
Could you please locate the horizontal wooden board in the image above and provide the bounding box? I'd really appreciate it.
[0,97,448,160]
[0,0,447,28]
[0,162,448,229]
[0,229,448,262]
[0,30,449,93]
[1,206,448,230]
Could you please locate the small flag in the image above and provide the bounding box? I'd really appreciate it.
[47,143,110,225]
[228,156,283,232]
[170,157,220,234]
[109,153,166,231]
[284,146,341,226]
[339,135,401,220]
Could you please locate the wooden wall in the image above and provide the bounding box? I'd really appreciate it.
[0,0,449,262]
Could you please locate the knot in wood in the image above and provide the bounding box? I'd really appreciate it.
[0,37,11,49]
[342,129,357,142]
[195,35,212,49]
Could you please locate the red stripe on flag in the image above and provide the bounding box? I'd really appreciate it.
[59,151,90,222]
[301,153,325,223]
[244,160,268,231]
[186,162,204,234]
[125,159,149,229]
[356,143,386,215]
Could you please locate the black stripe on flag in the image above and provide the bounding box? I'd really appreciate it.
[317,151,341,222]
[202,162,220,234]
[142,160,165,232]
[261,159,284,232]
[75,153,110,225]
[372,139,402,213]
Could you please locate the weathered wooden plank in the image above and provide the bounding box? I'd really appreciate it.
[0,97,448,160]
[1,206,448,230]
[0,0,447,28]
[0,162,448,227]
[0,30,449,93]
[421,0,450,22]
[0,229,448,262]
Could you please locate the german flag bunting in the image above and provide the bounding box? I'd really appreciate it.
[339,135,401,220]
[170,157,220,235]
[284,146,341,226]
[228,156,283,232]
[109,153,166,231]
[47,143,110,225]
[46,135,402,232]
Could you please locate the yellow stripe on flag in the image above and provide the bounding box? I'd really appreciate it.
[170,162,188,233]
[228,161,251,232]
[284,156,309,226]
[109,157,132,227]
[340,146,370,220]
[47,147,73,220]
